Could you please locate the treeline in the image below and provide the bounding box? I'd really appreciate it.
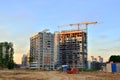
[109,55,120,63]
[0,42,14,69]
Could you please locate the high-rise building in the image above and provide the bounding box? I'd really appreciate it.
[91,56,103,63]
[59,30,87,68]
[30,30,55,69]
[21,54,27,68]
[27,50,30,68]
[98,56,103,63]
[54,31,60,67]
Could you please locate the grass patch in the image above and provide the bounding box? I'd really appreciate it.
[78,68,98,72]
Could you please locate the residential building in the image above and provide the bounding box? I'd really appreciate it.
[54,31,60,67]
[90,56,104,70]
[30,30,55,69]
[59,30,87,68]
[21,54,27,68]
[27,50,30,68]
[87,61,92,69]
[98,56,103,63]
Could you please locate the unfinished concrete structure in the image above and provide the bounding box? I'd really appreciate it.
[59,30,87,68]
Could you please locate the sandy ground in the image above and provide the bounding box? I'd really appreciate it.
[0,69,120,80]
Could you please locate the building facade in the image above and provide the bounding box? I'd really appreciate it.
[30,31,55,69]
[59,30,87,68]
[54,32,60,67]
[21,54,28,68]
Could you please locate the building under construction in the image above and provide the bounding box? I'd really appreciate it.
[59,30,87,68]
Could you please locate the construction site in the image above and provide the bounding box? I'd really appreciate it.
[1,21,120,80]
[59,30,87,68]
[29,21,98,70]
[28,21,99,71]
[59,21,97,69]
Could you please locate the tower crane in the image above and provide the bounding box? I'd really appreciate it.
[58,21,98,51]
[58,21,98,31]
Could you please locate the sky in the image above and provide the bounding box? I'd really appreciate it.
[0,0,120,64]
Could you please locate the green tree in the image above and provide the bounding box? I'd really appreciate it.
[4,53,9,68]
[0,42,15,69]
[29,56,34,63]
[0,43,3,67]
[109,55,120,63]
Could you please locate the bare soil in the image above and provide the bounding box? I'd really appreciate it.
[0,69,120,80]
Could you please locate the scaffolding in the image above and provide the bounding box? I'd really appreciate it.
[59,30,87,68]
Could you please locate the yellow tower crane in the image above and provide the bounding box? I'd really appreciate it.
[58,21,98,31]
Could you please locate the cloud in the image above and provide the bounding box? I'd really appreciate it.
[115,37,120,42]
[97,35,109,40]
[98,46,120,52]
[98,48,108,51]
[98,45,120,56]
[98,35,108,39]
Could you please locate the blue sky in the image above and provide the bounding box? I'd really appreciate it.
[0,0,120,64]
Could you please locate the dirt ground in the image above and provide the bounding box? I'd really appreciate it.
[0,69,120,80]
